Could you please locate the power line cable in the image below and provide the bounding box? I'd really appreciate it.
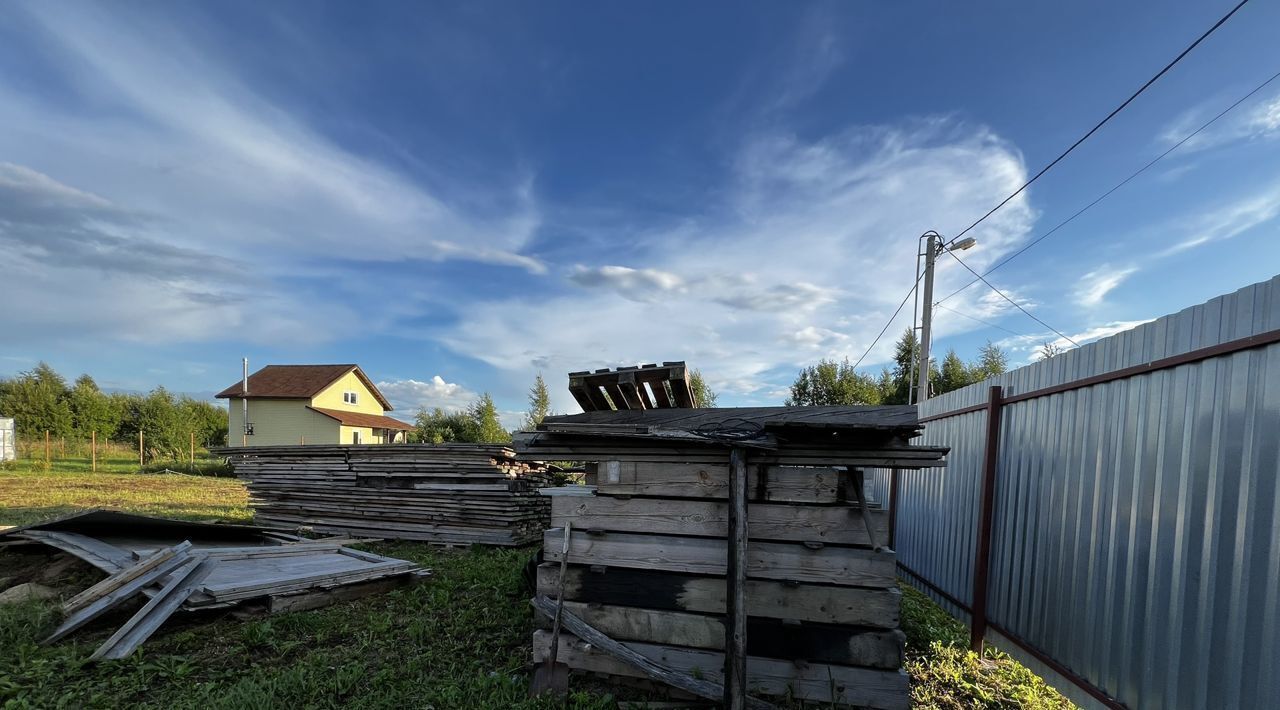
[942,249,1081,347]
[937,67,1280,306]
[949,0,1251,245]
[933,302,1029,338]
[851,273,923,371]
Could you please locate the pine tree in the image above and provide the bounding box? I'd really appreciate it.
[937,349,972,395]
[972,341,1009,381]
[470,393,511,444]
[884,329,937,404]
[523,374,552,429]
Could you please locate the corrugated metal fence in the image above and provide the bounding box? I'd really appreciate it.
[869,274,1280,709]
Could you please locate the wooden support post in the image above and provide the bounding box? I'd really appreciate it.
[970,385,1003,653]
[888,469,900,549]
[724,447,749,710]
[45,430,50,464]
[139,430,144,467]
[60,436,65,459]
[190,431,195,470]
[91,430,97,472]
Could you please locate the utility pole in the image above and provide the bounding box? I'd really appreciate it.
[918,232,939,403]
[916,232,978,403]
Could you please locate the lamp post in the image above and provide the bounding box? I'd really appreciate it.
[913,232,977,403]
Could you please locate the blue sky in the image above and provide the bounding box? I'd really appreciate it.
[2,0,1279,424]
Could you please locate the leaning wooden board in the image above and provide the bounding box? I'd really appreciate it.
[533,601,904,669]
[532,631,910,710]
[536,563,900,627]
[543,529,897,588]
[552,494,888,545]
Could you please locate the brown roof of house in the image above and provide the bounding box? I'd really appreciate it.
[308,407,415,431]
[215,364,394,411]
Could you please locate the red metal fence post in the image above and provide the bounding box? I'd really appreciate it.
[888,469,900,549]
[970,384,1004,652]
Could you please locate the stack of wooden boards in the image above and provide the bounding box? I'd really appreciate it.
[518,406,947,709]
[219,444,554,546]
[2,510,426,659]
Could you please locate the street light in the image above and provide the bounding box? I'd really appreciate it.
[910,232,978,404]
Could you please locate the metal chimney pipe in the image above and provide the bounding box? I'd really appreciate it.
[242,358,249,446]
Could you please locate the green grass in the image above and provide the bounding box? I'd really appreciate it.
[0,472,1076,708]
[5,440,231,477]
[0,470,250,528]
[900,584,1075,709]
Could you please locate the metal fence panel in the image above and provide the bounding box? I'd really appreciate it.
[874,274,1280,709]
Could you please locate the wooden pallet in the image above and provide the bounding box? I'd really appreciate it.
[568,362,696,411]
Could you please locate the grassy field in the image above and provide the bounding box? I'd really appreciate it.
[0,470,248,527]
[5,439,231,477]
[0,471,1074,709]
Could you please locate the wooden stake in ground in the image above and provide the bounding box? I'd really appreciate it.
[139,431,144,467]
[190,431,195,471]
[45,430,50,465]
[91,431,97,472]
[60,436,65,459]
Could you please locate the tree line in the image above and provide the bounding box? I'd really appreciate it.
[0,362,228,461]
[786,329,1011,406]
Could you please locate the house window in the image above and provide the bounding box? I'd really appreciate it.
[352,430,362,445]
[343,391,359,405]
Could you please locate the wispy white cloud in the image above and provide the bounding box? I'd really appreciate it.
[1159,182,1280,256]
[0,163,346,345]
[444,118,1037,412]
[1159,89,1280,154]
[1074,264,1138,307]
[0,3,544,346]
[998,319,1155,364]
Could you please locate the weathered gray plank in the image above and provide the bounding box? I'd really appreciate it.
[595,461,842,503]
[543,529,897,588]
[46,545,196,644]
[536,601,904,669]
[552,495,887,544]
[532,630,909,709]
[267,572,425,614]
[530,597,776,710]
[538,405,920,431]
[538,563,901,627]
[20,531,132,572]
[61,541,192,615]
[90,556,217,661]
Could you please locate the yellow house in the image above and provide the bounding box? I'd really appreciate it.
[216,364,414,446]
